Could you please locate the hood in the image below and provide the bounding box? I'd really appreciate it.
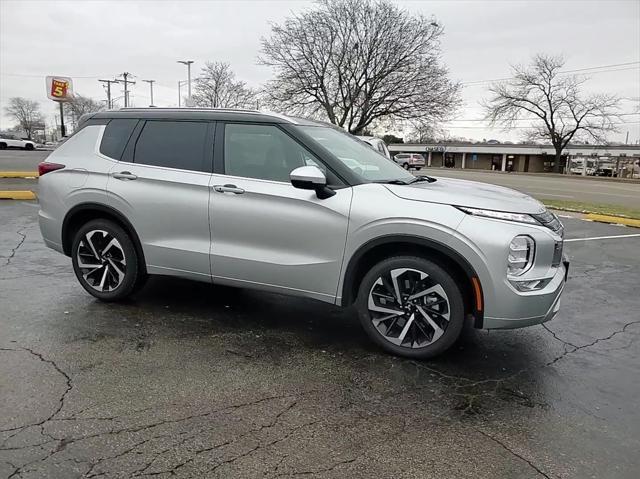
[384,176,546,214]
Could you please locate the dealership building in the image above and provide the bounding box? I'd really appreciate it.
[388,142,640,174]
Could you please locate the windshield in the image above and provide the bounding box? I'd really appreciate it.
[299,126,414,183]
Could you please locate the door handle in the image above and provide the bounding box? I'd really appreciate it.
[112,171,138,181]
[213,184,245,194]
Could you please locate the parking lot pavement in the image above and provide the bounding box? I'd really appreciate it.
[0,150,49,171]
[419,168,640,210]
[1,201,639,479]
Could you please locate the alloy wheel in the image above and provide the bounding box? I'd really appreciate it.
[367,268,450,348]
[76,230,127,292]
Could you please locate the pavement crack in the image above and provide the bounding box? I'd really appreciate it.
[3,227,27,267]
[542,324,580,350]
[0,346,73,438]
[275,457,358,477]
[474,428,551,479]
[546,320,640,366]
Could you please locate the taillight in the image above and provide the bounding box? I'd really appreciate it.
[38,162,65,176]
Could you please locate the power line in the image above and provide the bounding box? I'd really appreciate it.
[445,112,640,123]
[444,121,640,130]
[461,61,640,86]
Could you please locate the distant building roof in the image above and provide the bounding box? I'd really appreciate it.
[388,142,640,156]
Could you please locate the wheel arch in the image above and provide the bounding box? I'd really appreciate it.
[62,203,146,270]
[341,235,484,327]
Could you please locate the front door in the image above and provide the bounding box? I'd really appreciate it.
[208,123,352,303]
[107,119,214,280]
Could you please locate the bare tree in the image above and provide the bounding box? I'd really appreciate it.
[483,54,621,172]
[67,94,105,127]
[192,62,257,109]
[4,97,44,139]
[260,0,460,134]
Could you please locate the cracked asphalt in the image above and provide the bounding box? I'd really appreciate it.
[1,201,639,478]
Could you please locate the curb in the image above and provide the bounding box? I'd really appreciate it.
[584,213,640,228]
[0,171,39,178]
[0,191,37,200]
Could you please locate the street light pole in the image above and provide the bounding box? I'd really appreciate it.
[143,80,155,107]
[177,60,194,106]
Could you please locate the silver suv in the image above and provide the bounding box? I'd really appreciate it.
[38,109,568,359]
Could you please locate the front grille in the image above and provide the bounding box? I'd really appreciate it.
[532,210,564,237]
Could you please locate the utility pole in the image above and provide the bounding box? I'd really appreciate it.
[177,60,194,106]
[59,103,66,137]
[118,72,135,108]
[143,80,155,107]
[178,81,182,107]
[625,131,630,145]
[98,79,119,109]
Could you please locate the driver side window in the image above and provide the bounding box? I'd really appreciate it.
[224,124,319,183]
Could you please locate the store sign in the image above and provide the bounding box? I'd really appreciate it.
[45,76,73,102]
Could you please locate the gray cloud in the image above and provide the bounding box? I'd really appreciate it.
[1,0,638,142]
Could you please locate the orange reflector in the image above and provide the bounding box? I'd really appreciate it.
[471,277,483,312]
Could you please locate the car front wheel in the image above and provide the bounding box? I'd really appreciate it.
[355,256,465,359]
[71,219,143,301]
[24,143,34,150]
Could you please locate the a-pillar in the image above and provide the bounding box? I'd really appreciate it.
[501,154,507,172]
[427,151,432,167]
[461,152,466,169]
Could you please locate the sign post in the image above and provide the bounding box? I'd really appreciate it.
[45,76,73,137]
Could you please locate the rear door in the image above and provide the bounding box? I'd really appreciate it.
[208,122,352,303]
[107,119,214,280]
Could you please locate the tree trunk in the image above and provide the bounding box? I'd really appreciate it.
[554,148,564,173]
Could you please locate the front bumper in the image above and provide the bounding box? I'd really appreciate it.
[483,259,568,330]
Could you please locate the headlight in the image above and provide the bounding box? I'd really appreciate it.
[508,235,535,276]
[456,206,539,225]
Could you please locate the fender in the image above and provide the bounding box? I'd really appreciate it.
[61,202,146,269]
[340,234,484,327]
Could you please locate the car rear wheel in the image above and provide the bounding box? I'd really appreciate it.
[355,256,465,359]
[71,219,143,301]
[24,143,34,150]
[0,143,6,150]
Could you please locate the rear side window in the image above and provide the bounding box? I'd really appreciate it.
[100,119,138,159]
[133,121,208,172]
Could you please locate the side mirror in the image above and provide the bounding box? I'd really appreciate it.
[290,166,336,199]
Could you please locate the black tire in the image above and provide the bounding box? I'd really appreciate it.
[24,143,34,150]
[402,163,409,170]
[355,256,465,359]
[71,219,143,302]
[416,167,422,171]
[0,143,6,150]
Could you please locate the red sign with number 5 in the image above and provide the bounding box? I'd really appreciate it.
[46,76,73,102]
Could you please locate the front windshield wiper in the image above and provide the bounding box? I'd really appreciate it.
[372,179,412,185]
[407,175,437,184]
[372,175,437,186]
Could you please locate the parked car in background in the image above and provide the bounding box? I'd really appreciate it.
[0,134,36,150]
[394,153,426,170]
[357,136,391,159]
[595,159,618,177]
[569,158,596,175]
[38,108,567,359]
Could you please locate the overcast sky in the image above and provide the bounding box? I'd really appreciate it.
[1,0,638,142]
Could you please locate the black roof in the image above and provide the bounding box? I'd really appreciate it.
[89,108,324,126]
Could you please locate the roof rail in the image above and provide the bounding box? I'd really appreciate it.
[117,107,297,123]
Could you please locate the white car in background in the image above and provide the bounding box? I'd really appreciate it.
[393,153,426,170]
[357,136,391,159]
[0,134,36,150]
